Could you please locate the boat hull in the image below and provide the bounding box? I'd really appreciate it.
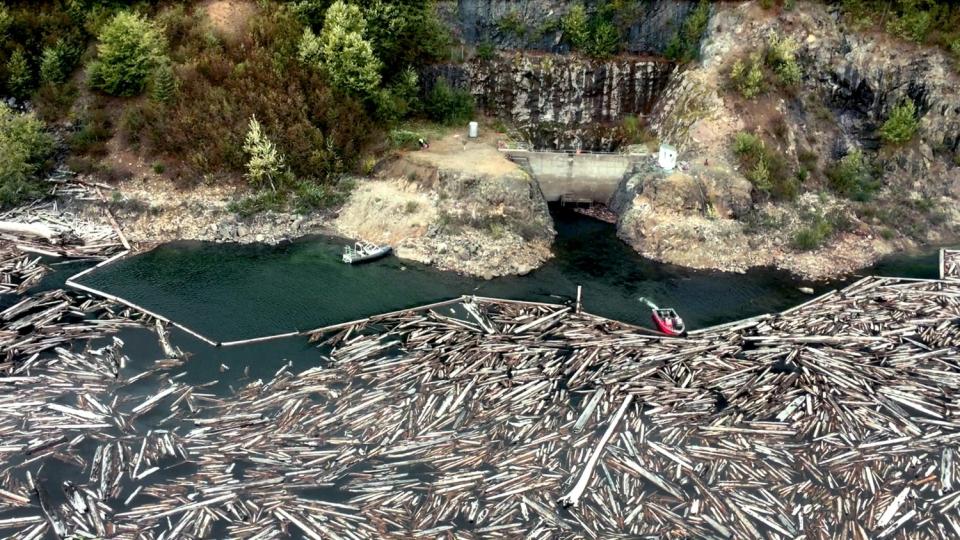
[651,312,685,336]
[343,246,392,264]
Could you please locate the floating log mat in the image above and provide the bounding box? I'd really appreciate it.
[1,244,960,538]
[945,249,959,280]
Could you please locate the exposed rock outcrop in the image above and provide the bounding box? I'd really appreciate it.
[639,1,960,277]
[424,53,674,148]
[611,159,759,272]
[445,0,696,55]
[612,160,907,278]
[335,135,555,278]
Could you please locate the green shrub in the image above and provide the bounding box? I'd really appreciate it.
[476,42,496,61]
[879,99,919,145]
[665,0,710,63]
[793,215,834,251]
[729,54,764,99]
[827,150,879,200]
[0,104,55,208]
[228,190,288,217]
[89,12,168,96]
[728,33,803,99]
[389,129,423,149]
[497,11,527,37]
[731,132,798,200]
[372,67,419,123]
[39,39,81,85]
[294,179,349,212]
[733,132,764,158]
[6,49,32,100]
[620,115,656,145]
[766,34,802,87]
[886,5,932,42]
[424,80,474,125]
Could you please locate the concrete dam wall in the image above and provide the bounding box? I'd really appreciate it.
[505,149,644,204]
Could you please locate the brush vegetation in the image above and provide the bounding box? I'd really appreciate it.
[0,0,452,212]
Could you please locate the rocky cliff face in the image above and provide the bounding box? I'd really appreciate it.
[641,1,960,278]
[655,2,960,167]
[445,0,696,55]
[806,30,960,156]
[424,54,675,148]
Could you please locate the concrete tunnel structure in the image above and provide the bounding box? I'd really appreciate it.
[502,149,647,205]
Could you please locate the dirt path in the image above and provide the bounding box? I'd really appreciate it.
[202,0,256,40]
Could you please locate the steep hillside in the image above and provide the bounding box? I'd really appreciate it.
[622,1,960,277]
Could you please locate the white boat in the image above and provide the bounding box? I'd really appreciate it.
[342,241,392,264]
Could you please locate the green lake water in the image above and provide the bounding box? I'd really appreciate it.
[77,207,906,344]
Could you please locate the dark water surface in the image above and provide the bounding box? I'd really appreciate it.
[79,208,945,343]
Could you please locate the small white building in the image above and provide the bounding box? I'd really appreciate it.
[658,143,678,171]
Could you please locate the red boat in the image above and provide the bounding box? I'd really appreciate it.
[639,297,687,336]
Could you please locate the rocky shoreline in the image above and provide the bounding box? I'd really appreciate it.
[66,175,339,248]
[12,166,955,283]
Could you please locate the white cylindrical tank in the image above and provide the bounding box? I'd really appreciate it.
[468,121,479,138]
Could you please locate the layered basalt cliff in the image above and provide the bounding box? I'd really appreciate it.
[443,0,696,55]
[424,54,675,148]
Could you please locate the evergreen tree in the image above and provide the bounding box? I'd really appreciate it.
[7,50,32,100]
[40,40,81,85]
[0,103,55,207]
[243,116,286,192]
[149,63,177,103]
[299,1,382,97]
[89,12,168,96]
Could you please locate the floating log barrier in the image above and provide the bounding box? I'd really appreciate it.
[2,243,960,539]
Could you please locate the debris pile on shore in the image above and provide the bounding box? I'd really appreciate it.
[1,246,959,538]
[0,180,125,259]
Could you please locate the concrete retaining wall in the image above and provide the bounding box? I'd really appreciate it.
[505,150,644,204]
